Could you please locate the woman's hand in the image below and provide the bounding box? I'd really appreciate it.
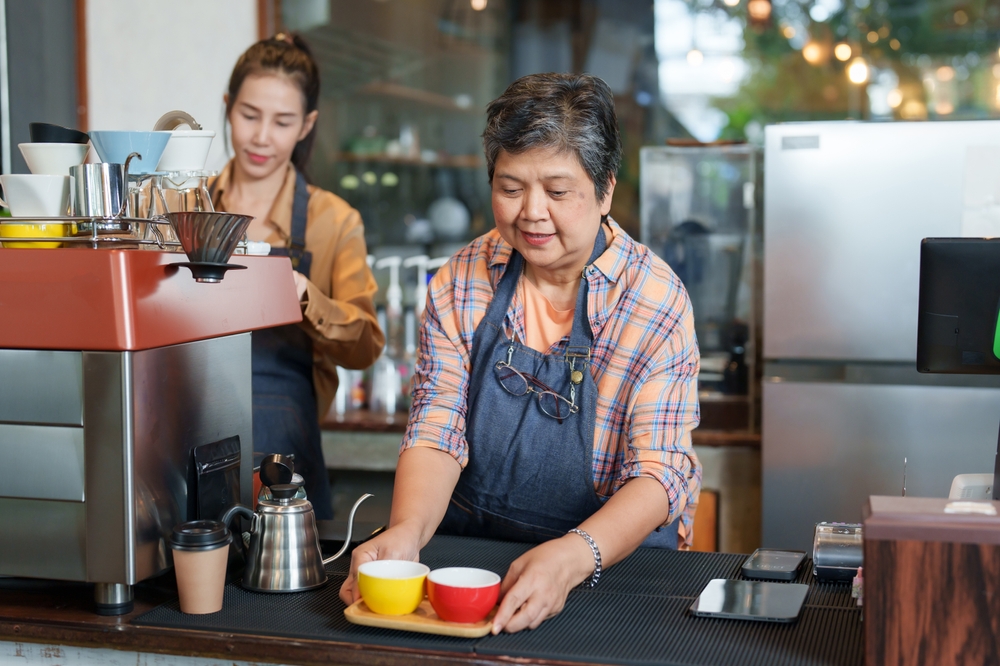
[490,478,672,633]
[292,270,309,301]
[491,534,595,634]
[339,448,461,605]
[338,521,423,605]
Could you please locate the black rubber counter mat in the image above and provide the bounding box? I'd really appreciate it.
[478,594,863,666]
[133,536,861,665]
[414,535,533,574]
[598,550,745,597]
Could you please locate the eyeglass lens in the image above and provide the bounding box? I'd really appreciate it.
[537,391,572,419]
[495,363,530,397]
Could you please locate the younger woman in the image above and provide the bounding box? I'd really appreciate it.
[213,34,383,518]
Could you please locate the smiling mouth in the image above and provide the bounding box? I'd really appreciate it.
[247,152,270,164]
[520,229,554,246]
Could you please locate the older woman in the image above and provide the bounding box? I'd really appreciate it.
[340,73,701,633]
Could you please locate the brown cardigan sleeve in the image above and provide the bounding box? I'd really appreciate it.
[299,187,384,417]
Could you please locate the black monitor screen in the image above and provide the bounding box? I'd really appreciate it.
[917,238,1000,374]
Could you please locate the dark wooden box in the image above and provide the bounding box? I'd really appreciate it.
[863,496,1000,665]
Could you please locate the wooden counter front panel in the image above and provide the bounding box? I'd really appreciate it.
[864,538,1000,666]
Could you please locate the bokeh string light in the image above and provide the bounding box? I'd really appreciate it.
[747,0,771,22]
[848,57,870,85]
[834,43,852,62]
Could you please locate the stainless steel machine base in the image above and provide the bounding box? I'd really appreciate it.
[94,582,133,616]
[0,334,253,599]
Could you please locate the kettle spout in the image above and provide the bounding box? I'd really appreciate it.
[322,493,373,565]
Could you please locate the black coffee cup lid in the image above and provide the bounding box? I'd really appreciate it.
[170,520,233,551]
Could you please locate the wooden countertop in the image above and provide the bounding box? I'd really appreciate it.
[0,579,495,666]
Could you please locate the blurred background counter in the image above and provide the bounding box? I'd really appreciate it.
[320,411,761,554]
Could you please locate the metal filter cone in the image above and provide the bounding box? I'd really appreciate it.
[167,211,253,265]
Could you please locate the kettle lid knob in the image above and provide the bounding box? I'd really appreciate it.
[270,483,300,500]
[259,453,294,487]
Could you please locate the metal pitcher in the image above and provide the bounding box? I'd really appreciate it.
[220,487,371,593]
[70,151,140,224]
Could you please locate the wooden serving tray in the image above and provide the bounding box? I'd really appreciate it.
[344,599,496,638]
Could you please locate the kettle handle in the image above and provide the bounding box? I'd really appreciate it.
[219,504,255,554]
[322,493,373,565]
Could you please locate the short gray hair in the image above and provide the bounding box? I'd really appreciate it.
[482,73,622,203]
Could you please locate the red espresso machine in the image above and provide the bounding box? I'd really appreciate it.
[0,246,301,613]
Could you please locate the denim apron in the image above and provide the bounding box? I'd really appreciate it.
[213,170,333,519]
[438,227,678,549]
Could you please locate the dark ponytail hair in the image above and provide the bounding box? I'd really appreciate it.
[225,33,320,176]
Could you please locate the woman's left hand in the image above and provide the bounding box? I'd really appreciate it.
[292,270,309,301]
[491,534,595,634]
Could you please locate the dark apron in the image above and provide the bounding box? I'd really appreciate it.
[438,227,678,549]
[212,170,333,519]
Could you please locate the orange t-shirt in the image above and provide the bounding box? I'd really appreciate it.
[520,275,574,353]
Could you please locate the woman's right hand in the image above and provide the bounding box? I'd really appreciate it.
[340,447,462,605]
[339,521,423,605]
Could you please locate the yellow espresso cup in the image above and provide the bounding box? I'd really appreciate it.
[0,222,71,248]
[357,560,429,615]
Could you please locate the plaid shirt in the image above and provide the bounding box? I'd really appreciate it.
[401,220,702,546]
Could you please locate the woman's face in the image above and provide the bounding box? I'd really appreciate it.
[492,147,614,278]
[227,72,317,180]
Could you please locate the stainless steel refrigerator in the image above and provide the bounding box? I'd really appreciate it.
[763,120,1000,550]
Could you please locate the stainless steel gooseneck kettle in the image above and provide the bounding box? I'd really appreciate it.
[221,486,371,593]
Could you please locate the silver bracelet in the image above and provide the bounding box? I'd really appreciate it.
[568,528,602,588]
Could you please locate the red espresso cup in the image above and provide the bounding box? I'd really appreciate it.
[426,567,501,624]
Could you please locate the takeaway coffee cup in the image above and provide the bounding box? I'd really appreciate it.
[169,520,233,614]
[0,174,71,217]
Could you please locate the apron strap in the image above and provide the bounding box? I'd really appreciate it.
[481,251,523,330]
[566,224,608,352]
[290,170,309,253]
[482,224,609,352]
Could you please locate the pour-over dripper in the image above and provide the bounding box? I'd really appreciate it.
[165,211,253,283]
